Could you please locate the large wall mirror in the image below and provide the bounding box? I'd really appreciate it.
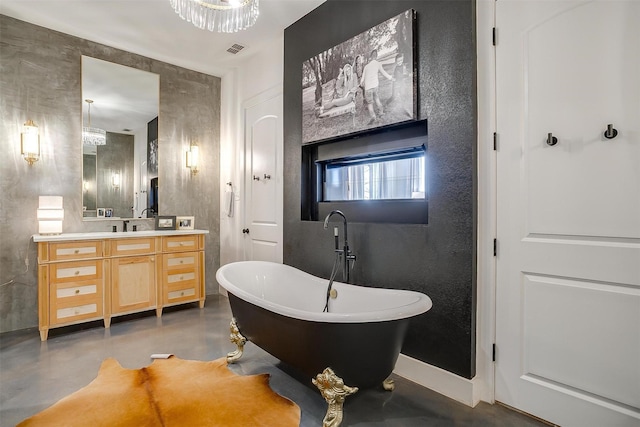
[81,56,159,220]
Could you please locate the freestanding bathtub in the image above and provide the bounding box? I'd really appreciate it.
[216,261,432,426]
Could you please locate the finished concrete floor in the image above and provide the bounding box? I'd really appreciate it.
[1,294,548,426]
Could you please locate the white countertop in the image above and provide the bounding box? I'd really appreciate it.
[32,229,209,242]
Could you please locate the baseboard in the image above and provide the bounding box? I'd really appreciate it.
[393,353,481,407]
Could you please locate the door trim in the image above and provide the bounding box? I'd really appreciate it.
[476,0,498,405]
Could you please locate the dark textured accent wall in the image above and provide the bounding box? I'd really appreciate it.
[284,1,477,378]
[0,15,220,333]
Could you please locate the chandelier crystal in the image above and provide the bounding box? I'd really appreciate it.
[169,0,260,33]
[82,99,106,146]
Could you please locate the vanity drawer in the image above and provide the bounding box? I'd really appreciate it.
[110,237,156,257]
[48,241,102,262]
[163,252,199,271]
[50,279,103,326]
[162,235,200,253]
[50,260,103,284]
[164,285,199,304]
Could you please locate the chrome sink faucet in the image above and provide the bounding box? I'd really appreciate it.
[323,210,356,283]
[139,208,155,218]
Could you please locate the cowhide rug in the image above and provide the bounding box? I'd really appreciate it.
[19,357,300,426]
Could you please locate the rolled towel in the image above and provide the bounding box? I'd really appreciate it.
[225,186,234,217]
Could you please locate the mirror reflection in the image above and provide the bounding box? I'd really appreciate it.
[81,56,159,220]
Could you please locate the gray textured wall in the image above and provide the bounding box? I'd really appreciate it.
[284,1,477,378]
[0,15,221,333]
[97,132,134,218]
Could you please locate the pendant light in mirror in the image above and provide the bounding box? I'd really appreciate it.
[82,99,106,146]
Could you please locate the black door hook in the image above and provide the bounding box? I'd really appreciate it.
[604,124,618,139]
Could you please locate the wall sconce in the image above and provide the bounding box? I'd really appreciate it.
[21,119,40,165]
[37,196,64,235]
[112,173,120,188]
[186,143,199,175]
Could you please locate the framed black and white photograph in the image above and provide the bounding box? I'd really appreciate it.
[302,9,416,144]
[104,208,113,218]
[147,138,158,175]
[97,208,105,218]
[176,216,195,230]
[155,215,176,230]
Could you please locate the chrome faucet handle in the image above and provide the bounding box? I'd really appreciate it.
[347,254,356,269]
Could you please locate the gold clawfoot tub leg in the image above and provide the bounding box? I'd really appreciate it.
[312,367,358,427]
[226,318,247,364]
[382,377,395,391]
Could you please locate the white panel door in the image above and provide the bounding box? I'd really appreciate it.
[244,93,283,263]
[495,1,640,426]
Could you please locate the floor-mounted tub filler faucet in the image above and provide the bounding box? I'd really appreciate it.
[324,210,356,311]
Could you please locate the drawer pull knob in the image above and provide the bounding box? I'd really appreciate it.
[74,271,80,275]
[181,292,184,296]
[180,276,184,280]
[180,242,184,246]
[74,250,80,254]
[75,289,80,294]
[180,260,184,264]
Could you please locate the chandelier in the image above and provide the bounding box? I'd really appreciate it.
[82,99,106,146]
[169,0,260,33]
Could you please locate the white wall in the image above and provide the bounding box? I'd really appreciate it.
[218,35,285,290]
[240,35,285,100]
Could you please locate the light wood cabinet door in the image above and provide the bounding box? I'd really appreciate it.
[111,255,156,314]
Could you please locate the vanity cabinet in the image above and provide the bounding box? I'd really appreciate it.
[35,231,207,341]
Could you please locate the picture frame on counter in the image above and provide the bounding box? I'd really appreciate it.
[155,215,177,230]
[177,216,195,230]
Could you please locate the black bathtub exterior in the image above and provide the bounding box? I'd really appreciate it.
[228,293,411,389]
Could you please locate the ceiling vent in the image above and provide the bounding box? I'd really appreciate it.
[227,43,245,54]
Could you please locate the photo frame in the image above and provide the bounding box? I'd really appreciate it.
[176,216,195,230]
[97,208,106,218]
[155,215,176,230]
[302,9,417,144]
[104,208,113,218]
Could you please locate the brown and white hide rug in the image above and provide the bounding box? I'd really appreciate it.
[18,357,300,426]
